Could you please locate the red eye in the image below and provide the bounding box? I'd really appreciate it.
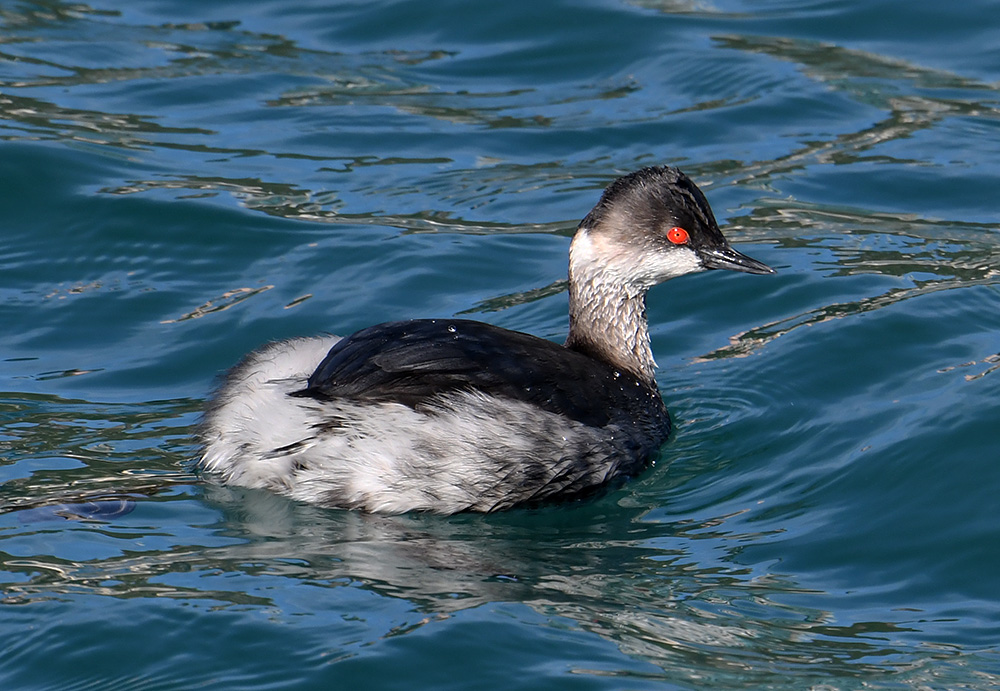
[667,227,689,244]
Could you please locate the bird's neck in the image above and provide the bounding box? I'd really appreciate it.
[565,235,656,383]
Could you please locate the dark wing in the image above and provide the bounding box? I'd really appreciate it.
[292,319,663,428]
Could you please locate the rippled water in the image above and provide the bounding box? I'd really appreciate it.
[2,0,1000,688]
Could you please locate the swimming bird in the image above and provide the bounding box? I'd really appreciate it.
[199,166,774,514]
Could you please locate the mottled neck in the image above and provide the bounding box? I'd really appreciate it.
[565,265,656,384]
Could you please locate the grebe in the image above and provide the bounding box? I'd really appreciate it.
[199,167,774,514]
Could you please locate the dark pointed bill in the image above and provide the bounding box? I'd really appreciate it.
[699,245,776,275]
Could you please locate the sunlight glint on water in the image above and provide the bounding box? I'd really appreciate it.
[2,0,1000,688]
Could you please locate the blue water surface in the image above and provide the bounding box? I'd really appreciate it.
[2,0,1000,688]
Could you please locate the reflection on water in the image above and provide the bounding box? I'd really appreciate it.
[15,496,136,522]
[2,481,993,686]
[2,386,985,683]
[4,0,1000,687]
[701,214,1000,361]
[0,393,197,513]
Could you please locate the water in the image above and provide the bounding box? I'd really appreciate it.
[2,0,999,687]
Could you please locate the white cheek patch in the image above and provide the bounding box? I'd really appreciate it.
[637,245,702,283]
[603,243,704,287]
[570,227,705,288]
[569,227,598,265]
